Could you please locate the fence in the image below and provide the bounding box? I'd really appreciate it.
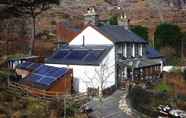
[8,81,88,101]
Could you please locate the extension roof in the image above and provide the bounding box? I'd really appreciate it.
[146,46,162,59]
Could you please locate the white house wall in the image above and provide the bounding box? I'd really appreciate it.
[99,46,115,90]
[69,26,113,46]
[45,47,115,93]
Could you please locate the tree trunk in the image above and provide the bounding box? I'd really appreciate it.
[98,87,103,103]
[29,16,36,56]
[181,38,184,62]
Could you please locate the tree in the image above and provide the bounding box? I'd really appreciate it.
[1,0,59,55]
[109,15,118,25]
[181,32,186,62]
[154,23,182,51]
[131,25,149,41]
[84,59,114,102]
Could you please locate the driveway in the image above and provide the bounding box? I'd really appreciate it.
[88,90,132,118]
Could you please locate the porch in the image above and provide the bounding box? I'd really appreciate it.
[116,58,162,87]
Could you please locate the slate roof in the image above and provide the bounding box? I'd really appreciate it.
[46,45,113,66]
[94,25,147,44]
[146,46,162,59]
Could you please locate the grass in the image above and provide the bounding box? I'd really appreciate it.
[154,81,173,93]
[0,68,15,80]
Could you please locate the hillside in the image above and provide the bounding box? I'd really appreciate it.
[37,0,186,39]
[1,0,186,57]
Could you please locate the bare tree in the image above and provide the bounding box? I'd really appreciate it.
[84,59,114,102]
[0,0,59,55]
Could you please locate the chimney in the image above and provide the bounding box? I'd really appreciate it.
[84,7,98,26]
[118,13,129,30]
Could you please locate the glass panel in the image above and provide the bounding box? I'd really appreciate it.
[66,50,88,60]
[53,50,68,59]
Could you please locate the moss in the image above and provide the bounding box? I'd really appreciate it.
[7,53,29,60]
[154,81,173,93]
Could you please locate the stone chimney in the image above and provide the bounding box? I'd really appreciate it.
[84,7,98,26]
[118,13,129,30]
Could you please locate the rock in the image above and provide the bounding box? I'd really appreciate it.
[118,94,132,116]
[12,111,21,118]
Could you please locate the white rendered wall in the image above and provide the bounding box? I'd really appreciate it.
[45,47,115,93]
[69,26,113,46]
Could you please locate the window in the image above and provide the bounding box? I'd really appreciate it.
[142,44,146,56]
[117,45,122,54]
[135,44,139,57]
[127,43,132,58]
[123,44,127,57]
[138,44,143,57]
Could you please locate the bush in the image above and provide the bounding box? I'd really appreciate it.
[131,25,149,41]
[154,81,173,93]
[108,15,118,25]
[154,23,182,49]
[128,86,171,117]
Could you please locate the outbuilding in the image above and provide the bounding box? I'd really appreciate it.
[15,62,73,96]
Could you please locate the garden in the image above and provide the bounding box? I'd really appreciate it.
[128,71,186,117]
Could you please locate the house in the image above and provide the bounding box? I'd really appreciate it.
[46,8,163,93]
[15,62,73,96]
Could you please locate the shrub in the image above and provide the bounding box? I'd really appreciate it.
[131,25,149,41]
[154,81,173,93]
[154,23,182,49]
[108,15,118,25]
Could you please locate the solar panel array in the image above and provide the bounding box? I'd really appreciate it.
[27,65,68,87]
[84,49,104,62]
[52,49,105,62]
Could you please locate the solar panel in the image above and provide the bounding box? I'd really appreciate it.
[84,49,104,62]
[53,50,68,59]
[25,63,70,88]
[28,74,42,82]
[45,68,67,78]
[85,53,98,61]
[39,77,57,86]
[66,50,88,60]
[34,65,55,74]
